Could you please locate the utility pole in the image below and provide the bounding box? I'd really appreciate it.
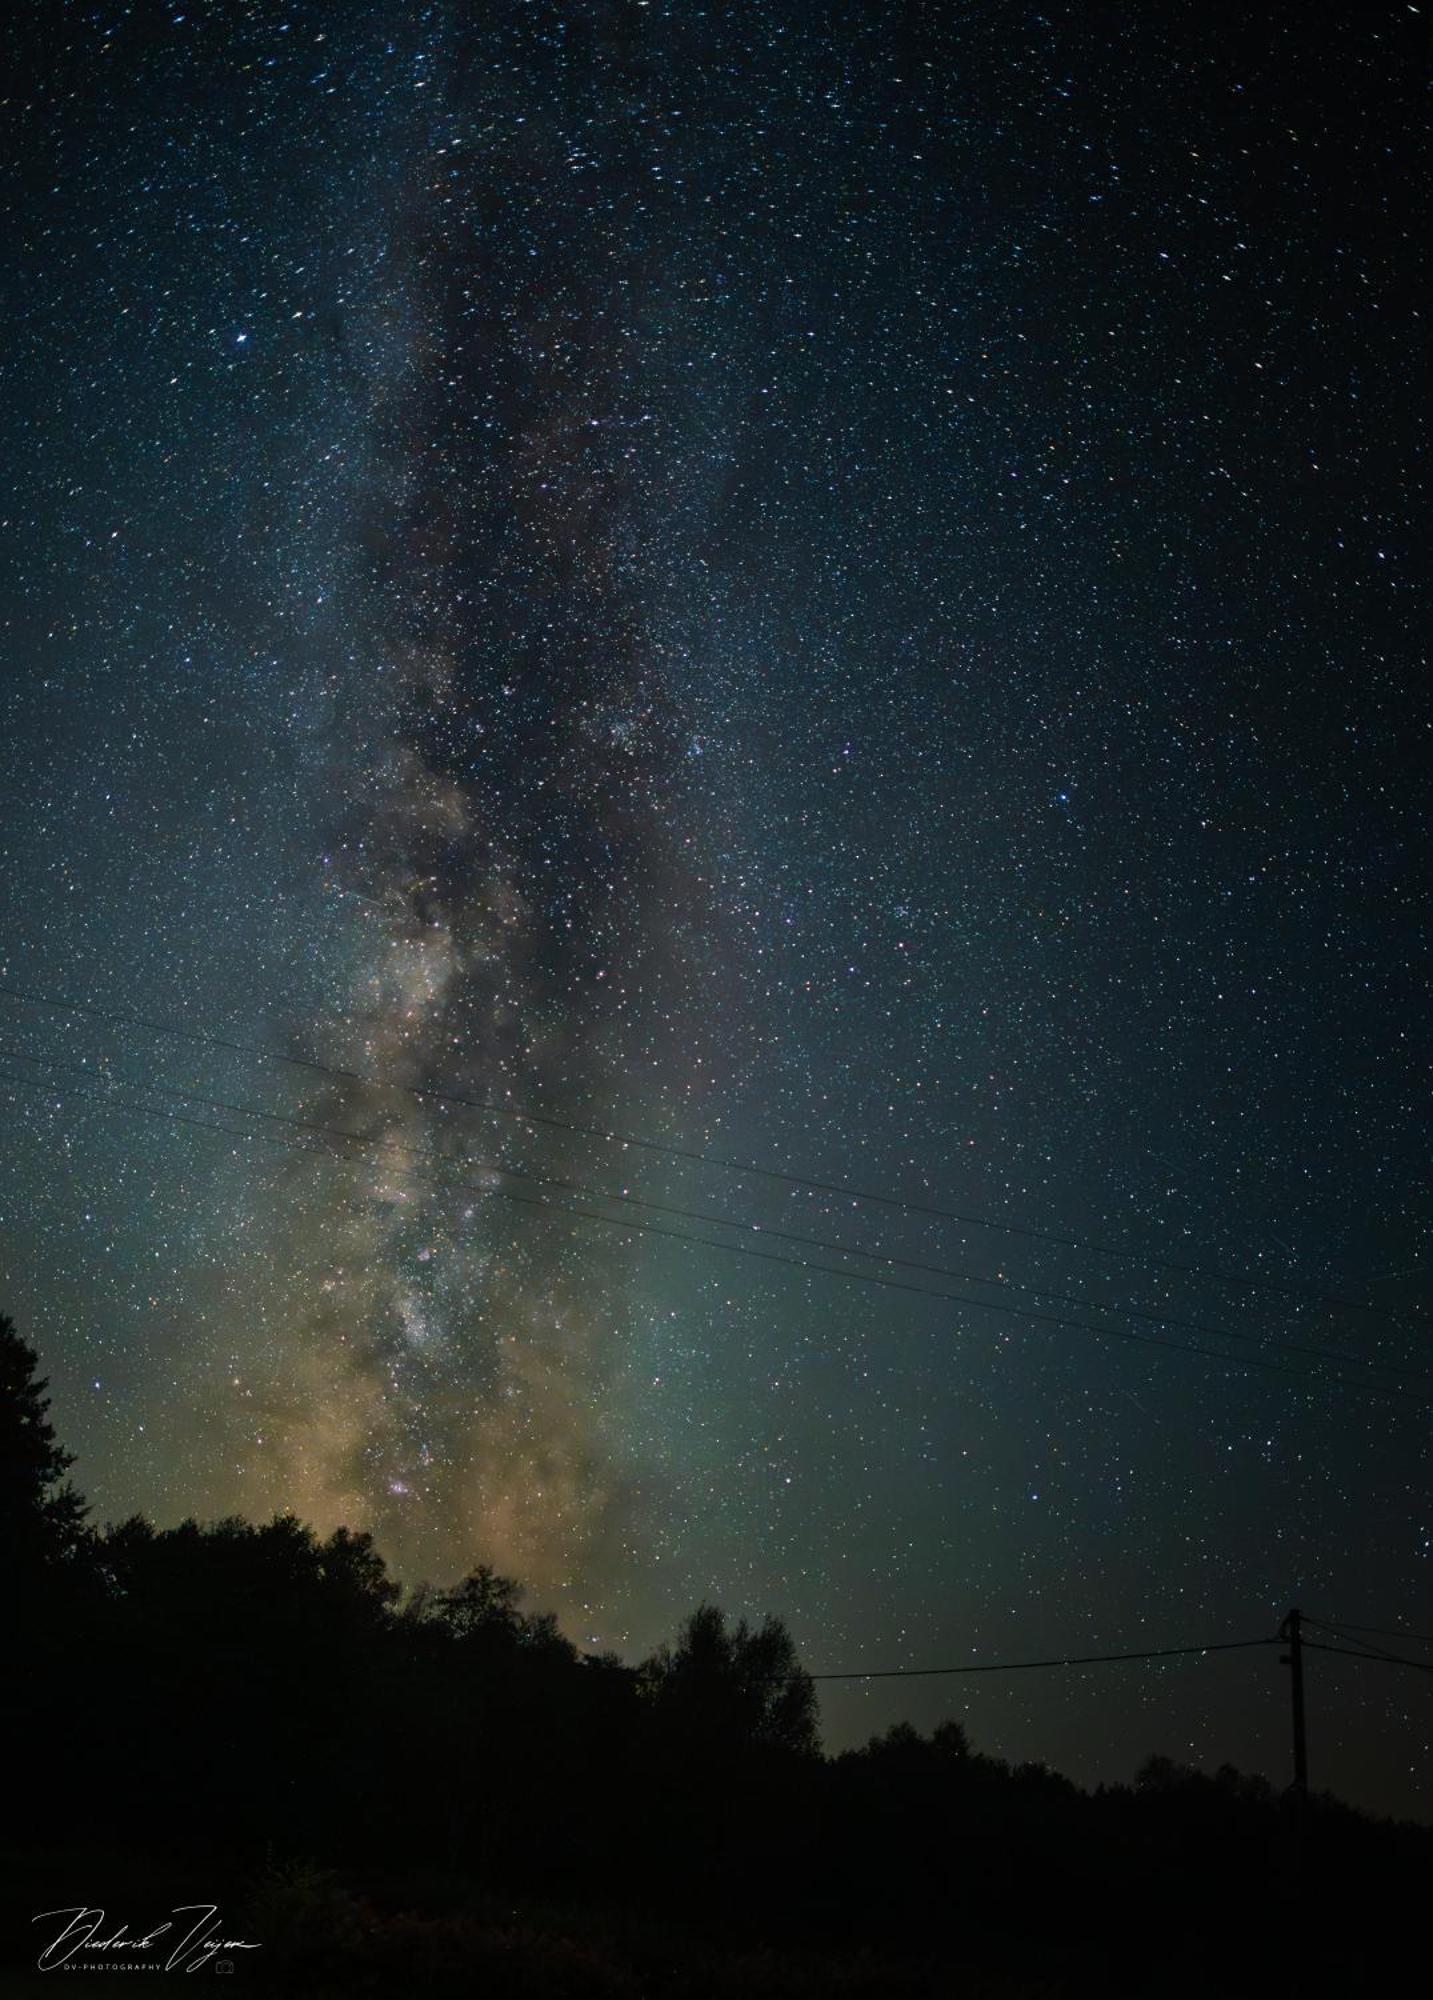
[1279,1607,1308,1796]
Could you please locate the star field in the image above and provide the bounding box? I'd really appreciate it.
[0,1,1428,1816]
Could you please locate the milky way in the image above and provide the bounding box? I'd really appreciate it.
[0,3,1428,1812]
[241,23,718,1607]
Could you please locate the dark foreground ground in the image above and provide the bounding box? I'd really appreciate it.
[0,1802,1415,2000]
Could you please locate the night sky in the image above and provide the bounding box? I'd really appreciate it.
[1,2,1428,1817]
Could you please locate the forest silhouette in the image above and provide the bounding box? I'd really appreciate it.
[2,1310,1426,1997]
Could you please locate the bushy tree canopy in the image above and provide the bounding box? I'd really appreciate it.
[640,1601,819,1758]
[0,1311,88,1569]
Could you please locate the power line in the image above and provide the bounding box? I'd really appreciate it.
[1304,1620,1411,1668]
[2,1057,1424,1402]
[1,978,1421,1330]
[805,1636,1277,1681]
[4,1060,1431,1409]
[1302,1640,1433,1675]
[1303,1618,1433,1669]
[4,1033,1422,1388]
[1308,1616,1433,1648]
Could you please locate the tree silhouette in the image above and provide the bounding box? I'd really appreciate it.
[0,1311,88,1572]
[435,1562,526,1641]
[640,1602,819,1759]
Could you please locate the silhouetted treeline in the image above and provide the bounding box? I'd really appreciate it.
[3,1313,1427,1997]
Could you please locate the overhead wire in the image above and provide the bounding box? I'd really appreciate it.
[0,978,1423,1329]
[804,1635,1277,1681]
[1302,1640,1433,1674]
[3,1058,1431,1408]
[1307,1616,1433,1648]
[2,1032,1423,1387]
[1303,1618,1433,1671]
